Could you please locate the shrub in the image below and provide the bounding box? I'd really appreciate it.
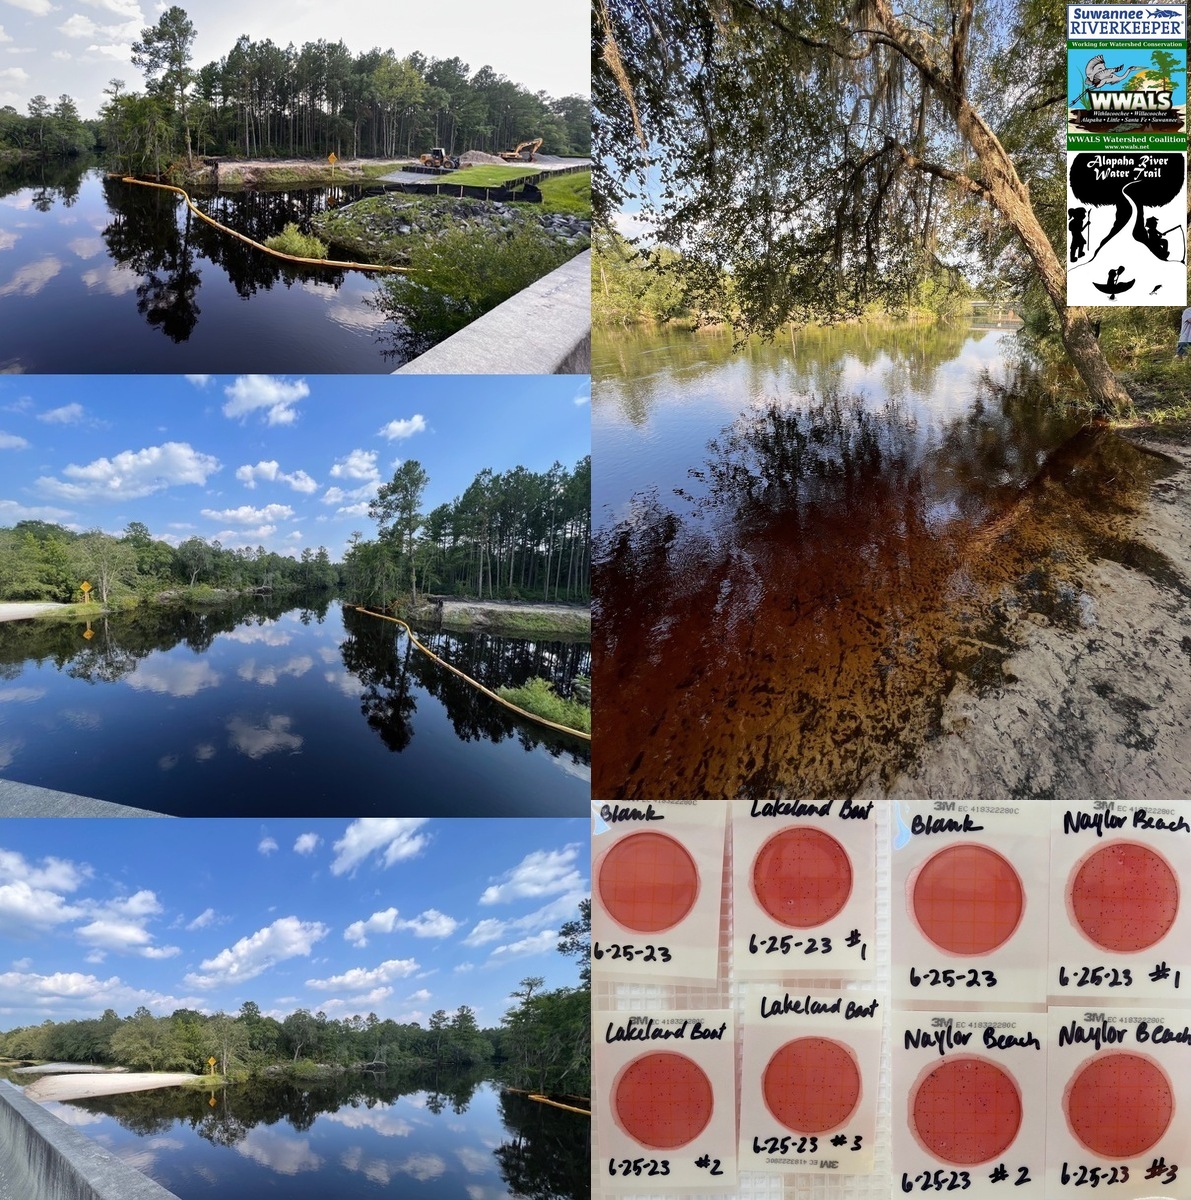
[265,223,328,260]
[497,676,591,734]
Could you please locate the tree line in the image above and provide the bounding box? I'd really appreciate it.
[1,7,589,172]
[99,6,587,174]
[345,456,591,609]
[0,520,337,605]
[0,901,590,1097]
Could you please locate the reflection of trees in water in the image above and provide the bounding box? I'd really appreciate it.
[0,159,87,206]
[595,319,982,424]
[494,1090,589,1200]
[0,594,328,684]
[68,1065,488,1143]
[594,374,1166,800]
[337,606,591,765]
[98,177,349,325]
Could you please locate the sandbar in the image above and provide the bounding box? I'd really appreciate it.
[24,1072,199,1102]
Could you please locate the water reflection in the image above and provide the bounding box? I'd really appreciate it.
[0,162,392,372]
[40,1069,588,1200]
[594,344,1178,800]
[0,596,589,813]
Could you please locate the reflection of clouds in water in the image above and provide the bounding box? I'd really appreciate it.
[0,256,63,297]
[0,687,46,703]
[323,300,384,332]
[341,1147,447,1185]
[43,1102,105,1126]
[0,196,34,211]
[549,754,590,784]
[147,1136,184,1150]
[158,754,179,771]
[194,743,216,761]
[324,669,361,699]
[238,656,314,686]
[318,646,340,664]
[325,1107,413,1137]
[125,659,221,698]
[456,1145,496,1174]
[0,738,23,768]
[67,236,105,260]
[0,231,18,252]
[80,264,139,296]
[116,1148,158,1172]
[59,708,101,730]
[221,625,292,647]
[467,1185,512,1200]
[235,1126,323,1175]
[227,714,303,759]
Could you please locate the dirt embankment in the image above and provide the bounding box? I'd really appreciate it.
[873,434,1191,800]
[185,157,411,189]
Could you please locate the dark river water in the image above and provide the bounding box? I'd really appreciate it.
[592,321,1178,800]
[26,1070,586,1200]
[0,161,404,372]
[0,596,589,815]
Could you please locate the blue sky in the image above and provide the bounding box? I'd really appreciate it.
[0,373,591,557]
[0,0,588,115]
[0,816,589,1030]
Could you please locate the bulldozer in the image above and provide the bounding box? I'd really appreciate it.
[500,138,543,162]
[419,147,463,170]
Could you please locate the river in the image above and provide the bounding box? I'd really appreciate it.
[0,595,590,815]
[592,320,1187,800]
[22,1068,586,1200]
[0,161,405,372]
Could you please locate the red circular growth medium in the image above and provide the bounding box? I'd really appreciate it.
[911,844,1024,955]
[1069,842,1179,952]
[752,827,853,928]
[762,1037,861,1133]
[598,831,699,933]
[1064,1053,1173,1158]
[910,1057,1022,1165]
[613,1052,714,1149]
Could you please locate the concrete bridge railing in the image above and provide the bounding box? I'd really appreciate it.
[395,250,590,375]
[0,1081,181,1200]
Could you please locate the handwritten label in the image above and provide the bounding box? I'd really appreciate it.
[592,942,671,963]
[600,803,664,823]
[1063,808,1190,837]
[759,992,878,1020]
[607,1158,670,1177]
[909,967,998,989]
[604,1016,727,1043]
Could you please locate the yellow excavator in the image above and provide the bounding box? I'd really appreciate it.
[500,138,543,162]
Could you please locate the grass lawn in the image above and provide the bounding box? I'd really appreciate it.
[537,171,591,216]
[436,164,539,186]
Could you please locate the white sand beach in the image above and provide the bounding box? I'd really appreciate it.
[24,1072,199,1102]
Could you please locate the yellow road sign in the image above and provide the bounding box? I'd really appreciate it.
[80,581,91,592]
[208,1056,217,1066]
[328,152,337,164]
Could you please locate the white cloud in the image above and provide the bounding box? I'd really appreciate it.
[330,819,430,877]
[343,906,459,947]
[186,908,215,931]
[0,499,72,522]
[489,930,558,960]
[202,503,294,524]
[407,988,431,1002]
[463,890,587,947]
[453,962,474,973]
[37,403,85,424]
[479,844,585,906]
[37,442,220,502]
[184,374,210,387]
[5,0,58,14]
[0,881,83,933]
[335,502,370,518]
[0,970,203,1017]
[185,916,329,988]
[74,890,180,959]
[0,28,10,44]
[222,376,309,426]
[0,848,89,893]
[0,432,28,449]
[235,460,318,493]
[306,958,419,991]
[378,415,426,441]
[60,13,102,37]
[293,832,321,856]
[329,448,380,482]
[258,836,279,856]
